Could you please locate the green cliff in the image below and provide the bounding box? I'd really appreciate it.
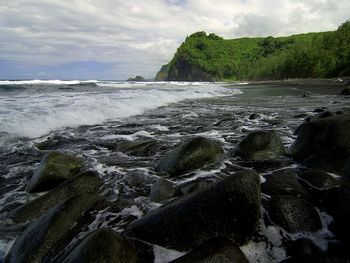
[156,20,350,81]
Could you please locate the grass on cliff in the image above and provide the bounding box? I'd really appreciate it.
[165,20,350,80]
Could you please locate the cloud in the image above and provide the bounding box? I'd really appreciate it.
[0,0,349,79]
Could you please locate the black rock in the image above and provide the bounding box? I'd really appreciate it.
[62,229,141,263]
[150,178,175,203]
[249,113,260,120]
[155,136,224,177]
[10,171,103,223]
[317,111,333,119]
[236,130,285,161]
[26,151,84,193]
[298,169,339,191]
[174,177,216,197]
[313,108,327,113]
[262,168,309,198]
[125,170,261,251]
[290,115,350,174]
[118,140,159,157]
[285,238,323,257]
[170,237,249,263]
[280,254,348,263]
[340,88,350,95]
[5,194,99,263]
[268,195,322,233]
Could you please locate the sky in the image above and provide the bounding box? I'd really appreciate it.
[0,0,349,80]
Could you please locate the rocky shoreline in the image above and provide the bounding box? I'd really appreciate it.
[2,82,350,262]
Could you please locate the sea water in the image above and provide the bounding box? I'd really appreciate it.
[0,80,347,262]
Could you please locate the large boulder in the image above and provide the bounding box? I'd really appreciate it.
[26,151,84,193]
[340,88,350,95]
[290,115,350,174]
[262,169,309,198]
[268,195,322,233]
[118,140,159,157]
[170,237,249,263]
[125,170,261,251]
[5,194,99,263]
[236,130,285,161]
[298,169,340,191]
[62,229,140,263]
[150,178,176,203]
[10,171,102,223]
[155,136,223,177]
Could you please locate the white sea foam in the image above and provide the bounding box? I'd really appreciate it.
[0,82,241,139]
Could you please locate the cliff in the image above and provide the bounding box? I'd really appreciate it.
[155,20,350,81]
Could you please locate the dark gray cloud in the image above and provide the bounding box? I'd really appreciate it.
[0,0,349,79]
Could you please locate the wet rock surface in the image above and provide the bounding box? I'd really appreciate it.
[125,170,261,251]
[268,195,322,233]
[5,194,99,263]
[290,114,350,174]
[170,237,249,263]
[26,151,84,193]
[10,171,103,223]
[155,136,224,177]
[62,228,142,263]
[236,130,285,161]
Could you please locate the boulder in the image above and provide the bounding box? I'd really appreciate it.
[62,229,139,263]
[317,111,333,119]
[118,140,159,157]
[280,255,347,263]
[125,170,261,251]
[290,115,350,174]
[26,151,84,193]
[155,136,223,177]
[170,237,249,263]
[150,178,175,203]
[236,130,285,161]
[285,238,323,257]
[268,195,322,233]
[262,169,309,198]
[249,113,260,120]
[174,177,216,197]
[298,169,339,191]
[10,171,102,223]
[5,194,99,263]
[340,88,350,95]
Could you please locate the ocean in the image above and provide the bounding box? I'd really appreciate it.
[0,80,348,262]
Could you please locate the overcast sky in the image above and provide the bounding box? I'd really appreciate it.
[0,0,349,80]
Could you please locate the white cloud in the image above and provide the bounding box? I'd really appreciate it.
[0,0,349,79]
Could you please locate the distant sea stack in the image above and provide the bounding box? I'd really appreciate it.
[127,75,146,82]
[155,20,350,81]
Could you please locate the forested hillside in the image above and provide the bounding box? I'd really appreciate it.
[156,20,350,81]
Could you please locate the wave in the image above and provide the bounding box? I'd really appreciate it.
[0,84,242,139]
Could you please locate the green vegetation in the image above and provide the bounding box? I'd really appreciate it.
[158,20,350,81]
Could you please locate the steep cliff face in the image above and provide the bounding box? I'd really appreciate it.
[155,63,170,81]
[167,58,216,82]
